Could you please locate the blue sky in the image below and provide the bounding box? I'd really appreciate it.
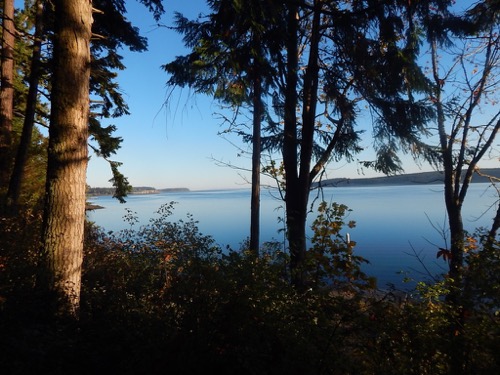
[88,0,249,191]
[87,0,385,190]
[86,0,493,191]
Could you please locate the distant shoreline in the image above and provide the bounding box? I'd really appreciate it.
[86,168,499,201]
[85,187,190,209]
[316,168,500,188]
[86,186,190,198]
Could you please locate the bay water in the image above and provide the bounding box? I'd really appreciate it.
[87,183,498,289]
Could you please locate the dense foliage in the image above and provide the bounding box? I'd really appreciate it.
[1,204,499,374]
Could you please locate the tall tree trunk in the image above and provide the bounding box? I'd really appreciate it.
[40,0,92,318]
[6,0,44,210]
[249,72,262,254]
[432,35,468,375]
[284,1,321,288]
[283,2,302,286]
[447,196,465,285]
[249,26,264,254]
[0,0,15,190]
[445,173,467,375]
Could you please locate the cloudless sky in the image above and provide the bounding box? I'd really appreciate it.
[87,0,384,191]
[86,0,491,191]
[88,0,248,191]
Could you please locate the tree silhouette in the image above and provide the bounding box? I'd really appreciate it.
[165,0,437,287]
[164,0,284,254]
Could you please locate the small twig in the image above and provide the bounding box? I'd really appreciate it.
[403,242,441,283]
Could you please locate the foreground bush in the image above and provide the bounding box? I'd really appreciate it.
[78,203,376,373]
[1,203,498,374]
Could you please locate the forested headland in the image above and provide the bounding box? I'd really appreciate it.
[86,186,190,197]
[319,168,500,187]
[0,1,499,374]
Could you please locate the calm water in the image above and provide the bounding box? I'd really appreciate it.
[87,184,498,289]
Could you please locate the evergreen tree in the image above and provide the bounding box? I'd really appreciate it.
[263,0,433,287]
[39,0,93,318]
[39,0,164,317]
[4,0,164,210]
[164,0,284,254]
[4,0,44,210]
[165,0,436,287]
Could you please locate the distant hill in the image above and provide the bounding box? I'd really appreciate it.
[317,168,500,188]
[87,186,189,197]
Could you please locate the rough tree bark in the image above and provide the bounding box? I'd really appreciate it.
[0,0,15,190]
[40,0,93,318]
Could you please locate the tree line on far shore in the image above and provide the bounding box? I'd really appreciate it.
[86,186,189,197]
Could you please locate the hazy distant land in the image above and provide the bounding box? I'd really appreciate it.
[317,168,500,188]
[85,187,190,209]
[85,169,499,210]
[87,168,500,198]
[86,186,190,197]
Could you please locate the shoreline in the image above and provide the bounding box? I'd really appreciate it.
[85,203,105,210]
[315,168,500,188]
[86,168,500,198]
